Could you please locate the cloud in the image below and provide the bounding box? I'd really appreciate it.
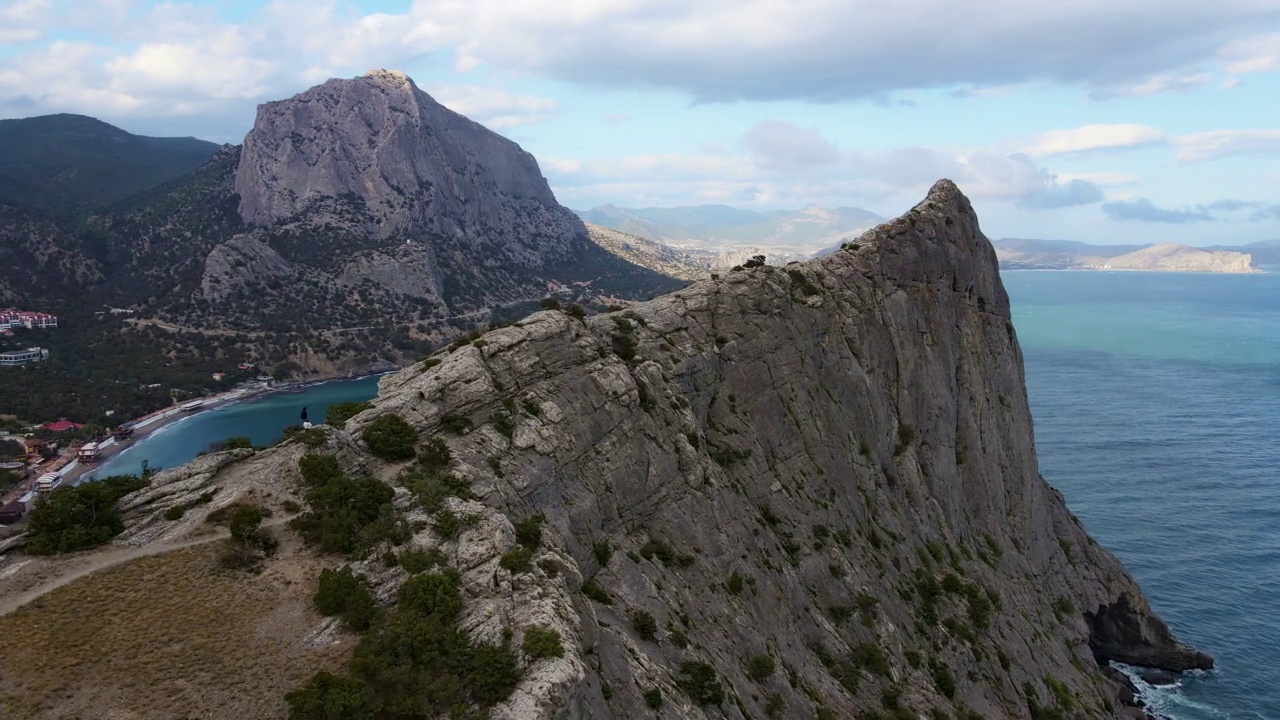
[426,84,558,128]
[1017,179,1106,209]
[4,0,1280,134]
[1172,130,1280,163]
[1101,199,1215,223]
[743,120,839,173]
[1021,124,1166,157]
[1089,72,1212,99]
[1220,32,1280,83]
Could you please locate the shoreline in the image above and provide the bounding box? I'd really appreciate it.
[71,370,394,484]
[1,369,395,519]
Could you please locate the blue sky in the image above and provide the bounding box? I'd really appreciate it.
[1,0,1278,244]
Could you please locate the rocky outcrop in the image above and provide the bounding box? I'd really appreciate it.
[201,233,295,301]
[324,179,1209,718]
[1088,243,1255,273]
[237,69,575,246]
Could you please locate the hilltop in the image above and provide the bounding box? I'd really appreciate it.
[0,114,219,216]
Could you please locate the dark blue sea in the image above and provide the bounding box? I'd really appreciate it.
[90,271,1278,717]
[1006,270,1280,720]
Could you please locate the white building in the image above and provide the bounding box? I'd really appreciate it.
[0,347,49,366]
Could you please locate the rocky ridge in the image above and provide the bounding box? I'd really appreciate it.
[334,179,1206,717]
[2,180,1208,718]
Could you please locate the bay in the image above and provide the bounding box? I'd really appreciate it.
[88,375,382,479]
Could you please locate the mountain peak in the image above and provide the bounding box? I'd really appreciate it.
[361,68,413,88]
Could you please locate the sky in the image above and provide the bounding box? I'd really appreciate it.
[1,0,1279,245]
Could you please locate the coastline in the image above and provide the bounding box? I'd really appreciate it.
[71,369,396,483]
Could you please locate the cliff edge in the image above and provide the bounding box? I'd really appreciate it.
[342,179,1208,718]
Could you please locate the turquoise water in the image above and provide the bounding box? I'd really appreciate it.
[86,272,1279,717]
[88,375,381,479]
[1006,271,1280,720]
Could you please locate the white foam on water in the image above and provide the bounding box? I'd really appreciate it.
[1115,664,1234,720]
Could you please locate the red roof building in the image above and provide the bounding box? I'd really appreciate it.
[43,420,85,432]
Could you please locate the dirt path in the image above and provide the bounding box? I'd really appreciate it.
[0,517,293,618]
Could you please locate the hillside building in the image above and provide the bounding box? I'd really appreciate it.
[0,347,49,366]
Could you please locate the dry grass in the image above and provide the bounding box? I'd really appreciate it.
[0,538,350,719]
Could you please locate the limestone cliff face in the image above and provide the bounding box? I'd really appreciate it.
[331,180,1206,718]
[236,69,575,251]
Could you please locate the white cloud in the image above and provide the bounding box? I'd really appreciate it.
[427,84,559,128]
[1057,172,1139,186]
[1172,130,1280,163]
[1220,32,1280,80]
[4,0,1280,132]
[743,120,839,173]
[1021,124,1167,157]
[1089,72,1212,99]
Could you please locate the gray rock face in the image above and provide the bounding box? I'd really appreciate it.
[236,69,575,252]
[200,233,295,301]
[340,180,1207,718]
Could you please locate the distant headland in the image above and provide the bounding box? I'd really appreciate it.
[993,238,1273,273]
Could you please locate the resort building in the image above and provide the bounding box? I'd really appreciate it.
[0,309,58,330]
[0,347,49,366]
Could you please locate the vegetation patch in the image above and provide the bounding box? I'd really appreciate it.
[290,455,396,556]
[522,625,565,660]
[314,566,377,631]
[325,401,372,427]
[288,570,521,719]
[362,414,418,461]
[678,660,724,705]
[26,474,148,555]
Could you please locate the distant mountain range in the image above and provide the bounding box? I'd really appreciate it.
[576,202,883,258]
[993,238,1264,273]
[0,114,220,215]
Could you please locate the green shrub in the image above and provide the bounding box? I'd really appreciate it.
[432,507,477,540]
[326,401,372,427]
[513,513,545,549]
[850,644,891,677]
[285,670,375,720]
[499,545,534,573]
[418,437,451,470]
[362,414,418,461]
[1052,596,1075,620]
[420,357,443,369]
[644,688,663,709]
[282,499,302,513]
[439,413,472,434]
[398,548,449,574]
[581,579,612,604]
[335,570,521,716]
[678,660,724,705]
[540,297,562,310]
[299,454,345,486]
[314,566,377,631]
[399,466,472,512]
[163,505,186,521]
[631,609,658,641]
[291,457,395,556]
[492,412,515,439]
[593,539,613,566]
[398,572,464,620]
[566,304,586,319]
[748,654,775,682]
[727,571,744,595]
[522,625,564,660]
[930,660,956,698]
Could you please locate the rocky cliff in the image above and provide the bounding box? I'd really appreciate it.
[0,181,1206,719]
[332,179,1206,718]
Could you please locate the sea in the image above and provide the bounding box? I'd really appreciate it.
[88,271,1278,718]
[1007,270,1280,720]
